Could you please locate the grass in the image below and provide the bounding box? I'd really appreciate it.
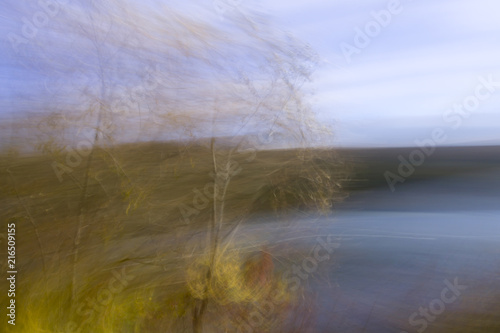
[0,140,346,332]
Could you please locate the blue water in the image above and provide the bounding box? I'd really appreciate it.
[280,168,500,332]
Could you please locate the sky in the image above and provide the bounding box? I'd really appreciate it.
[262,0,500,147]
[1,0,500,147]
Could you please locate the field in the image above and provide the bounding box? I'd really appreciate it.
[0,140,346,332]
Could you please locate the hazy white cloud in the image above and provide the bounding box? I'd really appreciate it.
[265,0,500,146]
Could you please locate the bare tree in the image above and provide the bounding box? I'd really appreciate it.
[10,1,343,331]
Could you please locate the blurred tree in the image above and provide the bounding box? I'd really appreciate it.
[12,0,343,331]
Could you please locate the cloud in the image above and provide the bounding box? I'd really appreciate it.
[274,0,500,146]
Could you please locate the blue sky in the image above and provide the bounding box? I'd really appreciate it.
[2,0,500,147]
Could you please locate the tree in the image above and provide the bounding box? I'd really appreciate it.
[9,0,343,331]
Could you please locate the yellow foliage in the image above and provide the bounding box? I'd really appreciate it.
[186,248,292,307]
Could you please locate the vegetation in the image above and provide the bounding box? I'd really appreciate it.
[1,0,351,331]
[0,141,345,332]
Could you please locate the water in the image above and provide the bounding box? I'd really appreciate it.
[291,168,500,332]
